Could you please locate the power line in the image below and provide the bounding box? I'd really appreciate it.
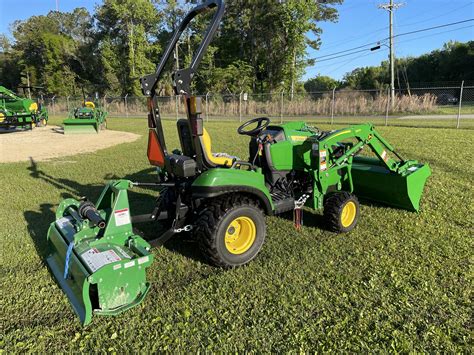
[302,40,387,64]
[305,23,471,78]
[309,47,381,63]
[394,18,474,39]
[395,24,474,47]
[397,3,473,28]
[325,49,389,76]
[304,18,474,63]
[306,48,388,73]
[310,3,473,57]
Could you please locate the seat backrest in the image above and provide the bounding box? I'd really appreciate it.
[177,119,232,168]
[200,128,233,167]
[177,119,194,157]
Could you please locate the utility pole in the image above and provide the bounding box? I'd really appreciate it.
[379,0,404,109]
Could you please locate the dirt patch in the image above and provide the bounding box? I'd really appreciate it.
[0,126,141,163]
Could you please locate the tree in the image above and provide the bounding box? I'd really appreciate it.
[304,75,339,92]
[9,9,94,95]
[1,0,344,96]
[95,0,162,95]
[216,0,341,94]
[340,41,474,89]
[0,35,22,89]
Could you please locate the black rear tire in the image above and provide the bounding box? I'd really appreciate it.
[195,194,266,268]
[324,191,360,233]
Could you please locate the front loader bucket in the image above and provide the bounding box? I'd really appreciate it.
[351,156,431,212]
[45,181,154,325]
[63,118,99,134]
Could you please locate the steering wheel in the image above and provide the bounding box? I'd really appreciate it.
[237,117,270,136]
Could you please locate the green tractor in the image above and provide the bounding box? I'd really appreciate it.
[0,85,48,130]
[62,94,107,134]
[45,0,431,325]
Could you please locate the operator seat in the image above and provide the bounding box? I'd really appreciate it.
[177,119,234,168]
[200,128,234,167]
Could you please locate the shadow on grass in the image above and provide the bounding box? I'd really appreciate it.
[23,158,204,264]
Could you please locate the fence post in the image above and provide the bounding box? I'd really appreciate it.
[385,87,390,126]
[205,92,210,122]
[124,94,129,117]
[456,80,464,129]
[175,95,179,121]
[239,91,243,122]
[330,87,336,125]
[52,95,56,115]
[280,90,284,124]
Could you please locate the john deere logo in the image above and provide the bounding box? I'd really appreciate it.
[28,103,38,112]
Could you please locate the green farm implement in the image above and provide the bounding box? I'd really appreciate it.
[63,100,107,134]
[45,0,431,326]
[0,85,48,130]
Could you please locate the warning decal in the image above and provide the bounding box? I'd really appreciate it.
[81,248,121,272]
[320,150,327,171]
[114,208,131,227]
[381,150,388,162]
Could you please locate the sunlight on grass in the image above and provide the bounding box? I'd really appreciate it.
[1,117,472,352]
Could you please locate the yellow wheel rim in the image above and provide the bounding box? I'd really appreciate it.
[225,216,256,255]
[42,118,47,126]
[341,201,356,228]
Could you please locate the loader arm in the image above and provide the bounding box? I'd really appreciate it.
[318,123,430,212]
[320,123,410,173]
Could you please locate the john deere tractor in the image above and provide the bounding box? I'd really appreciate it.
[45,0,431,325]
[0,85,48,130]
[62,97,107,134]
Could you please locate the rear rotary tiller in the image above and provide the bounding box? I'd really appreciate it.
[45,0,431,325]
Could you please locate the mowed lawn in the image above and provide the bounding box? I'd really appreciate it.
[1,116,472,352]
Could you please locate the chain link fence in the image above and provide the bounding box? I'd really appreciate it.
[42,81,473,128]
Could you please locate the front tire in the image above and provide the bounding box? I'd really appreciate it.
[324,191,360,233]
[195,194,266,268]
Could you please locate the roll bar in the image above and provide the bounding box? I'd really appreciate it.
[140,0,225,97]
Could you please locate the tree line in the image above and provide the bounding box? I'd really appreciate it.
[304,41,474,92]
[0,0,341,97]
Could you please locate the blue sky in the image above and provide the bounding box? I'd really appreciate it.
[1,0,473,81]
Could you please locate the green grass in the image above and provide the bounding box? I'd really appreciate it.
[433,103,474,115]
[1,117,472,352]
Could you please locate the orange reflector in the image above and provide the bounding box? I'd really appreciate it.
[147,130,165,167]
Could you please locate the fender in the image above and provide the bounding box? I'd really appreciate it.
[191,168,274,214]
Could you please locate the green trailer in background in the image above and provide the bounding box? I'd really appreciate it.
[0,85,48,130]
[63,101,108,134]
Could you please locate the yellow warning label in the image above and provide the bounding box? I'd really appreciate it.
[290,135,308,141]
